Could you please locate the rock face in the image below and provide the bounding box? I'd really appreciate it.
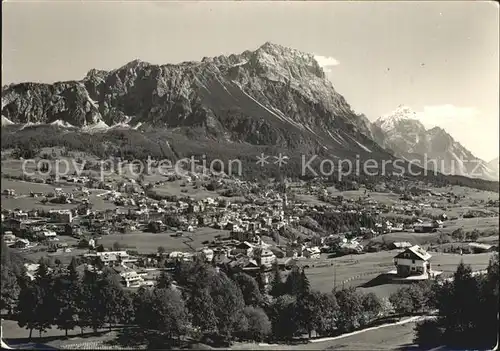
[2,42,391,162]
[374,105,497,180]
[487,157,499,180]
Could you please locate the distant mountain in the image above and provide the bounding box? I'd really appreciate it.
[2,43,498,190]
[487,157,499,179]
[373,105,497,181]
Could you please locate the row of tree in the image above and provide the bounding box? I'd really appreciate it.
[4,252,393,345]
[2,238,497,348]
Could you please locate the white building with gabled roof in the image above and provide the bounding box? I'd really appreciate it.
[393,245,432,277]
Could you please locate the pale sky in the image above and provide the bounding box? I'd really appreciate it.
[2,1,499,161]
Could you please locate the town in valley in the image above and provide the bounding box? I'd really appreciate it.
[1,1,498,350]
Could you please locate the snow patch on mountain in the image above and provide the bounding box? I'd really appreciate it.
[376,105,420,132]
[375,105,496,181]
[82,120,109,133]
[231,60,248,67]
[20,122,41,130]
[1,116,14,126]
[354,140,372,153]
[50,120,75,128]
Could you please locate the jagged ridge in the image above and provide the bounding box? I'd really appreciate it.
[2,42,386,159]
[373,106,497,180]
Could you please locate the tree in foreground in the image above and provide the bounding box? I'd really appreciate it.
[360,292,382,326]
[296,290,337,338]
[232,273,264,307]
[16,260,55,339]
[389,286,415,315]
[269,262,284,297]
[334,287,364,333]
[208,271,245,340]
[79,268,106,333]
[187,287,217,335]
[241,306,271,342]
[53,259,82,336]
[16,280,40,340]
[267,294,300,340]
[414,255,499,349]
[98,269,134,330]
[0,241,20,315]
[156,270,173,289]
[150,288,188,341]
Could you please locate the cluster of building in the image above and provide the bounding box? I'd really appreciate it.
[4,167,490,293]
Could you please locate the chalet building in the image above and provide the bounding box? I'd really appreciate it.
[9,238,30,249]
[2,218,24,231]
[468,242,496,253]
[232,242,254,257]
[49,209,73,223]
[12,210,28,220]
[302,246,321,259]
[393,245,432,277]
[120,271,145,288]
[3,232,16,245]
[286,242,305,258]
[255,248,277,268]
[2,189,16,196]
[230,231,260,244]
[197,247,214,262]
[390,241,413,250]
[414,220,441,233]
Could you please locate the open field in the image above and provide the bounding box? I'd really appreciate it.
[151,180,221,200]
[0,194,116,211]
[1,178,76,194]
[443,185,499,202]
[423,205,499,218]
[295,194,331,206]
[232,319,421,350]
[0,196,78,211]
[326,188,402,205]
[2,316,422,351]
[478,235,500,244]
[367,232,444,247]
[96,227,229,253]
[437,216,499,235]
[325,185,499,219]
[1,178,119,211]
[20,247,88,266]
[299,251,494,296]
[366,216,499,248]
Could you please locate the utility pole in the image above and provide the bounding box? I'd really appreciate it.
[333,263,336,291]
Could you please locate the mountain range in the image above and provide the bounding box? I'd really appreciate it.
[372,105,498,181]
[1,42,498,183]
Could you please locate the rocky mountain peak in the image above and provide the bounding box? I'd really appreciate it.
[372,105,496,180]
[374,105,425,136]
[1,41,388,159]
[249,42,325,80]
[427,126,448,136]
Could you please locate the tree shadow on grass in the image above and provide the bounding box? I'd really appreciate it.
[103,327,151,348]
[360,273,394,287]
[104,328,189,349]
[6,330,114,349]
